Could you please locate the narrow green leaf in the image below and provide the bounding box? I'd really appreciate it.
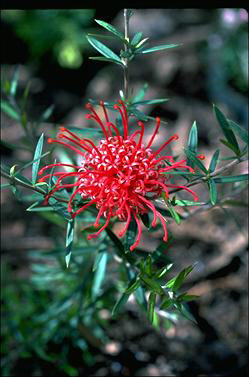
[132,98,169,106]
[125,277,141,294]
[175,302,197,324]
[105,227,125,253]
[144,255,153,277]
[127,268,147,310]
[140,213,150,228]
[214,174,249,183]
[184,148,208,174]
[94,19,124,40]
[172,264,196,291]
[1,101,20,120]
[40,104,54,122]
[148,291,157,323]
[174,199,206,206]
[187,121,198,167]
[228,119,249,145]
[16,151,50,175]
[140,274,164,295]
[135,38,149,49]
[26,201,53,212]
[92,251,107,297]
[209,149,220,173]
[124,218,138,252]
[112,292,130,316]
[141,43,181,54]
[89,56,124,67]
[154,263,173,279]
[48,198,71,220]
[32,133,44,185]
[220,139,240,154]
[10,65,19,97]
[208,178,217,205]
[132,83,148,103]
[131,31,143,46]
[162,193,181,225]
[86,35,122,63]
[1,183,11,190]
[160,297,173,310]
[65,219,74,268]
[177,293,199,302]
[213,105,240,154]
[130,107,149,121]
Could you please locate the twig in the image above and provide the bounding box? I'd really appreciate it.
[169,157,247,195]
[1,170,68,203]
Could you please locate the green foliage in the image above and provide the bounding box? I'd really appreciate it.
[1,10,95,68]
[1,9,248,376]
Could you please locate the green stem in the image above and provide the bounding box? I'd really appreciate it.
[123,9,130,102]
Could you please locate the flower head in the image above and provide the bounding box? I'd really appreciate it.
[38,100,201,251]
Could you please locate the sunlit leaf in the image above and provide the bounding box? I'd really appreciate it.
[32,133,44,185]
[89,56,124,67]
[125,276,141,294]
[141,43,181,54]
[10,65,19,97]
[132,98,169,106]
[92,251,108,297]
[148,291,157,323]
[131,31,143,46]
[95,19,125,40]
[86,35,122,63]
[154,263,173,279]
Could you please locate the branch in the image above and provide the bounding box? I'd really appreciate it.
[169,156,247,195]
[1,170,68,203]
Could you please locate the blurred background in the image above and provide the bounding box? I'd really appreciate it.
[1,8,248,376]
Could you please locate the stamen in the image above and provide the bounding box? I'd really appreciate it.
[38,163,79,176]
[147,117,161,149]
[72,198,97,218]
[86,103,109,141]
[59,127,81,142]
[156,211,168,241]
[167,183,199,201]
[153,134,179,157]
[88,211,112,239]
[46,138,86,156]
[114,103,128,139]
[129,210,142,251]
[118,204,131,238]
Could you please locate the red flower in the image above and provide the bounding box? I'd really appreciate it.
[38,100,203,251]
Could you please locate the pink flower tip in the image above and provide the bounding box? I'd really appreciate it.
[47,138,53,144]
